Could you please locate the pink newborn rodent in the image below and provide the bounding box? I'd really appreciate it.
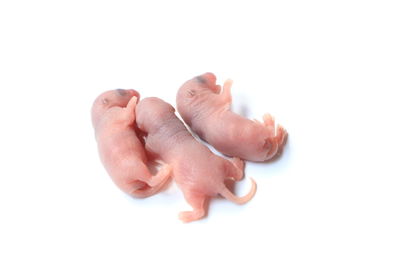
[176,73,288,162]
[91,89,171,198]
[135,97,257,223]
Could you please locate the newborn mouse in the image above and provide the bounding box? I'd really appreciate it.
[91,89,171,198]
[176,72,288,162]
[135,97,256,223]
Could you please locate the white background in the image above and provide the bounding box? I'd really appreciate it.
[1,0,399,266]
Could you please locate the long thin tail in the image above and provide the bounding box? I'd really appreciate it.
[129,176,170,198]
[219,178,257,204]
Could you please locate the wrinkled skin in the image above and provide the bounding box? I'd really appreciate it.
[136,97,256,223]
[91,89,171,198]
[176,73,288,162]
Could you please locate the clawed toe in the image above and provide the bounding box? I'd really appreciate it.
[262,113,277,136]
[263,139,279,161]
[263,113,275,124]
[263,123,288,161]
[276,125,288,146]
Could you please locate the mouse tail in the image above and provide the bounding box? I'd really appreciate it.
[219,178,257,204]
[129,176,170,198]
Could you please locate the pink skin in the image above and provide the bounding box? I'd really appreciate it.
[135,97,257,223]
[91,89,171,198]
[176,72,288,162]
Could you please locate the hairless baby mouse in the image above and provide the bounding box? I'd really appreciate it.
[135,97,256,223]
[91,89,171,198]
[176,72,288,162]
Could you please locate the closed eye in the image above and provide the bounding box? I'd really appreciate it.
[116,89,127,96]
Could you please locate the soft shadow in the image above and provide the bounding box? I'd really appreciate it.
[237,104,250,117]
[249,135,292,171]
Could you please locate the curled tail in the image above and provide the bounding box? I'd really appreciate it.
[129,176,170,198]
[219,178,257,204]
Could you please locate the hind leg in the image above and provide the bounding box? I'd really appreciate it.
[263,114,288,160]
[263,114,287,145]
[263,139,279,161]
[225,157,245,181]
[179,191,207,223]
[133,162,171,188]
[146,163,172,187]
[275,125,288,155]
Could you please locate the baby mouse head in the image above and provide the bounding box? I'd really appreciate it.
[195,72,217,86]
[194,72,221,93]
[91,89,140,125]
[180,72,221,97]
[95,89,140,109]
[136,97,175,133]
